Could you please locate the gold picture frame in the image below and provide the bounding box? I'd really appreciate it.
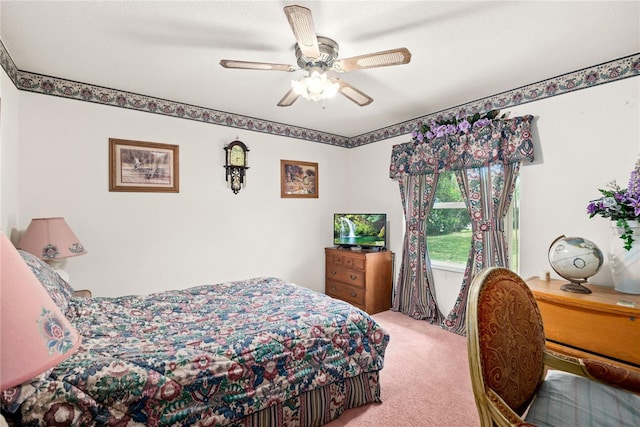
[280,159,318,198]
[109,138,179,192]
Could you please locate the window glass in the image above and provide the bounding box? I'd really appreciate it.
[426,171,471,266]
[509,177,520,272]
[426,171,520,271]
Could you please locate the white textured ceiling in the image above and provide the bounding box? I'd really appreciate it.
[1,1,639,137]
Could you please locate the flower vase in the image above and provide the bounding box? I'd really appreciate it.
[609,220,640,294]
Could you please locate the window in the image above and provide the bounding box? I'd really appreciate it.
[426,170,520,272]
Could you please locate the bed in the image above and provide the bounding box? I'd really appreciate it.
[1,251,389,426]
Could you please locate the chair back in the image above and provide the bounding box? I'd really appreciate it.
[466,267,547,424]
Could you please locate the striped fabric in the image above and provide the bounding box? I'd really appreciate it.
[524,370,640,427]
[392,173,443,324]
[238,372,381,426]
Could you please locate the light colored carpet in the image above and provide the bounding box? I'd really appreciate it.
[325,310,480,427]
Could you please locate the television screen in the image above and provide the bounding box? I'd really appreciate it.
[334,213,387,249]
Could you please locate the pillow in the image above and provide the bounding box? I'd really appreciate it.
[525,370,640,427]
[18,250,75,318]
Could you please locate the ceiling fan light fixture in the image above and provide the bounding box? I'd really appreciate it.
[306,69,327,93]
[322,79,340,99]
[221,5,410,107]
[291,68,339,102]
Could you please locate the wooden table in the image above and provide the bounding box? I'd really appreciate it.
[526,277,640,368]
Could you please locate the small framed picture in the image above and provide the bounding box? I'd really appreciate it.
[109,138,179,192]
[280,159,318,198]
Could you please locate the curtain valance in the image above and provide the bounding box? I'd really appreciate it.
[389,115,534,180]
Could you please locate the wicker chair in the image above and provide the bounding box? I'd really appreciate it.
[466,267,640,427]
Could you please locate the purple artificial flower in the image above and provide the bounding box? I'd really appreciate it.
[629,196,640,217]
[628,159,640,198]
[588,160,640,250]
[434,125,447,138]
[445,124,458,135]
[457,119,471,134]
[473,118,492,128]
[410,109,501,142]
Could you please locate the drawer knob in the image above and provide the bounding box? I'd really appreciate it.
[332,286,337,291]
[350,274,357,280]
[331,270,337,275]
[350,292,357,297]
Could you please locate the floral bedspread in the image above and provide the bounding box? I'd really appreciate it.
[2,277,388,426]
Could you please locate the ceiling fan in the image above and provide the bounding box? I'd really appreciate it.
[219,4,412,107]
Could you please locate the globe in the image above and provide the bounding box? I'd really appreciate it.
[548,235,604,294]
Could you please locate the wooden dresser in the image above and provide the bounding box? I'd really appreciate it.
[526,277,640,368]
[325,248,393,315]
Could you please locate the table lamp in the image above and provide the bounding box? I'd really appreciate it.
[0,232,81,391]
[18,217,86,282]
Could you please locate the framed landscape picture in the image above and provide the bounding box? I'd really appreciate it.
[280,159,318,198]
[109,138,179,192]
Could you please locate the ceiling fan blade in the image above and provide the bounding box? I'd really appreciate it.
[220,60,296,72]
[284,5,320,58]
[335,79,373,106]
[277,88,300,107]
[332,47,412,72]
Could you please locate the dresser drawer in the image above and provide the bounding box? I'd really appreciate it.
[326,280,365,306]
[327,252,365,270]
[325,248,393,315]
[537,298,640,366]
[326,265,365,288]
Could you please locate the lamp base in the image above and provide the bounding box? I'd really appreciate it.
[560,282,592,294]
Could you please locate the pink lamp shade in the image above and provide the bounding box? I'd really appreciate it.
[18,217,86,260]
[0,233,81,391]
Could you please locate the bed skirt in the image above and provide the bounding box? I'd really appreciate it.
[233,371,381,427]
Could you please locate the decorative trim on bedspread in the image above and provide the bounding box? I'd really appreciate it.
[235,371,380,427]
[1,371,380,427]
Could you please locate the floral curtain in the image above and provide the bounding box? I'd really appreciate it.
[389,115,534,332]
[441,162,521,334]
[392,173,444,323]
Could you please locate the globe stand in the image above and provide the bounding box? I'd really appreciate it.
[560,281,592,294]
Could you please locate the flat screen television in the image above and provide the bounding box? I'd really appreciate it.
[333,213,387,250]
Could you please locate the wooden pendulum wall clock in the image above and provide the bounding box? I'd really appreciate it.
[223,140,249,194]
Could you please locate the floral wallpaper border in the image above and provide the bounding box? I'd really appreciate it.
[350,53,640,148]
[0,38,638,149]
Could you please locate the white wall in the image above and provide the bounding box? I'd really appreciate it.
[3,67,638,306]
[14,91,351,296]
[515,77,639,285]
[346,136,404,293]
[347,77,640,314]
[0,70,20,241]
